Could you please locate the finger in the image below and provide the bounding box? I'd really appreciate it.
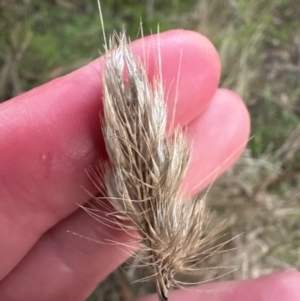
[0,209,131,301]
[126,29,221,127]
[135,270,300,301]
[0,88,250,301]
[182,88,250,195]
[0,30,221,279]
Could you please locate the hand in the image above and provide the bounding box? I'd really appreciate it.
[0,30,298,301]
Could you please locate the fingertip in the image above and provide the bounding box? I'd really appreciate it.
[130,30,221,126]
[216,88,251,143]
[88,29,221,126]
[182,88,250,194]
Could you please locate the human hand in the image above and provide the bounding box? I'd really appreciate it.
[0,30,298,301]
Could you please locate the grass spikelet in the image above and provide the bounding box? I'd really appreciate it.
[92,30,225,301]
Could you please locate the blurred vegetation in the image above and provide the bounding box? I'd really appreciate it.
[0,0,195,100]
[1,0,300,300]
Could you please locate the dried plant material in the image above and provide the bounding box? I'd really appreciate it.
[82,3,230,300]
[84,29,229,301]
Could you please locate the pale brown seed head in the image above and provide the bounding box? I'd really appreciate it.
[93,31,224,300]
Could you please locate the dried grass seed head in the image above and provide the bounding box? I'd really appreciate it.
[96,31,222,301]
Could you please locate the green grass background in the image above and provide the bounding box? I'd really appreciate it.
[1,0,300,300]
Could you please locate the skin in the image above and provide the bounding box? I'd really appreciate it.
[0,30,299,301]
